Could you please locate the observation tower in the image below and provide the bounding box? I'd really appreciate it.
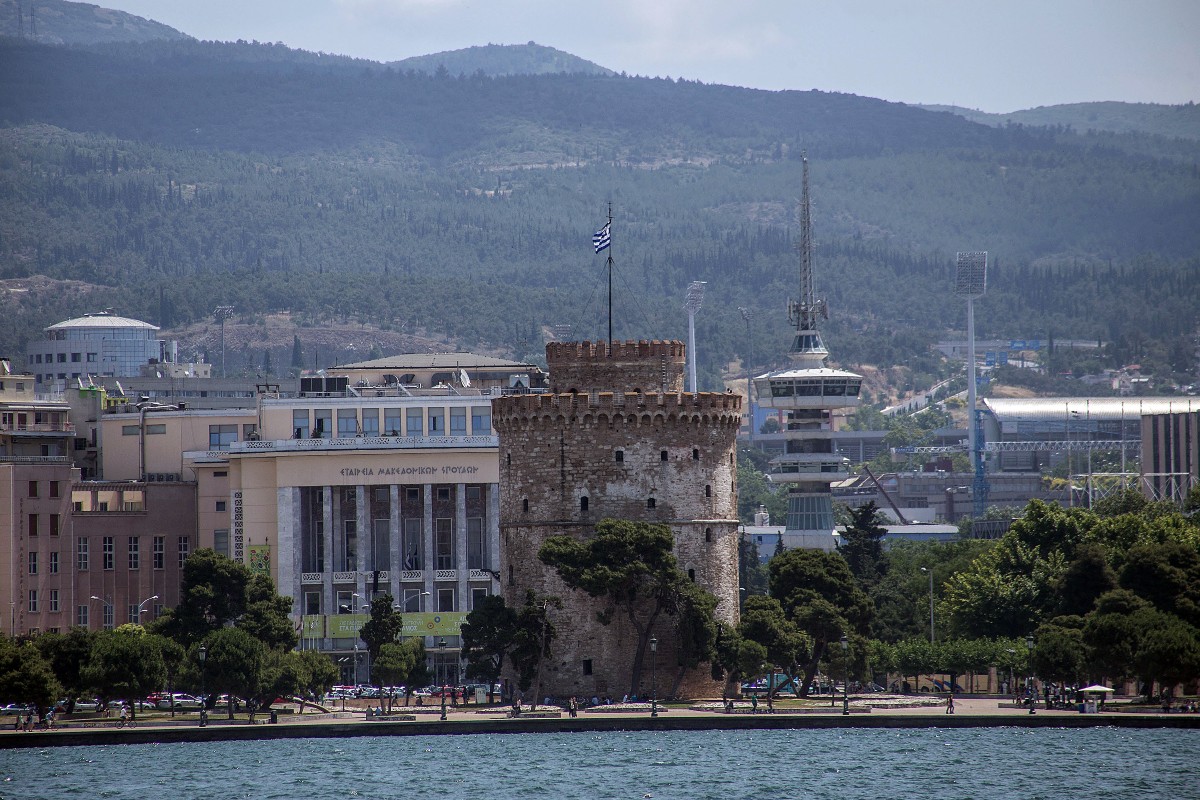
[753,156,862,551]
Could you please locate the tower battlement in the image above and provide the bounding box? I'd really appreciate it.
[493,390,741,422]
[546,339,686,393]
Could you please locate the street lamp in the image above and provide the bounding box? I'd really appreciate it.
[650,637,658,718]
[353,642,360,690]
[198,644,207,727]
[1025,635,1036,715]
[919,567,935,643]
[89,595,113,630]
[840,634,850,716]
[135,594,159,623]
[438,637,448,721]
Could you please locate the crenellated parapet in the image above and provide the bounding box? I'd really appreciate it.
[493,390,742,430]
[546,339,687,393]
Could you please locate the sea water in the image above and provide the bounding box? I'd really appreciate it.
[1,727,1195,800]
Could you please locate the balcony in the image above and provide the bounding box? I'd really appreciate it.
[300,568,476,584]
[228,434,498,455]
[0,421,75,436]
[0,455,68,464]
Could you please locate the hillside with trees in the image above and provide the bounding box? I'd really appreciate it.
[0,36,1197,393]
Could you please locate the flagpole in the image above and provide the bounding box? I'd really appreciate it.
[606,202,613,343]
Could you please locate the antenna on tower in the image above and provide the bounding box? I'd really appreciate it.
[684,281,706,393]
[786,153,829,362]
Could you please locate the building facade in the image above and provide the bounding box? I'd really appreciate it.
[0,457,193,637]
[494,340,741,700]
[0,359,74,461]
[1141,411,1199,503]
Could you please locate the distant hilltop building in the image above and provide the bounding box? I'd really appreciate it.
[26,312,180,386]
[494,339,741,699]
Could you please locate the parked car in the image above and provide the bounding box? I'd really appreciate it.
[72,698,102,712]
[0,703,32,716]
[156,693,202,709]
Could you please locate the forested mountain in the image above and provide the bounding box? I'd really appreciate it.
[924,101,1200,143]
[0,36,1197,392]
[392,42,614,78]
[0,0,187,45]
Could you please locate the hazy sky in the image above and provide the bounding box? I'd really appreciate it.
[96,0,1198,112]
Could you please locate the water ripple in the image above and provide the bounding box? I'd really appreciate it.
[1,728,1198,800]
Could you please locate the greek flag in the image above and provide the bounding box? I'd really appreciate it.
[592,223,611,254]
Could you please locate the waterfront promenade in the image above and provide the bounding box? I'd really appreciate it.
[3,696,1198,749]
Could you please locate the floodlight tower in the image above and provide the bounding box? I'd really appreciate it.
[213,305,234,379]
[753,155,862,551]
[685,281,706,393]
[738,306,755,444]
[955,251,989,518]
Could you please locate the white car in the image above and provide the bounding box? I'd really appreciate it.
[156,693,203,709]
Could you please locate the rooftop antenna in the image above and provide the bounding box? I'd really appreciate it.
[787,153,828,364]
[684,281,706,393]
[213,305,234,378]
[955,251,989,517]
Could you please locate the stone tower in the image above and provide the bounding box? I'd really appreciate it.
[493,339,741,700]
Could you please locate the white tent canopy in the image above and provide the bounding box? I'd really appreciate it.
[1080,685,1115,692]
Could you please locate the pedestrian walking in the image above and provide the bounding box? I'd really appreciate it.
[945,693,955,715]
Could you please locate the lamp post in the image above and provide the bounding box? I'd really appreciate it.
[438,637,448,721]
[650,637,658,718]
[840,634,850,716]
[1025,635,1036,715]
[135,594,159,623]
[919,567,935,643]
[353,642,360,691]
[89,595,113,630]
[198,644,207,727]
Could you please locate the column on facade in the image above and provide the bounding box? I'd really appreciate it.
[355,485,368,603]
[455,483,468,617]
[487,483,501,598]
[422,483,435,648]
[321,485,334,635]
[389,484,401,602]
[279,486,300,615]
